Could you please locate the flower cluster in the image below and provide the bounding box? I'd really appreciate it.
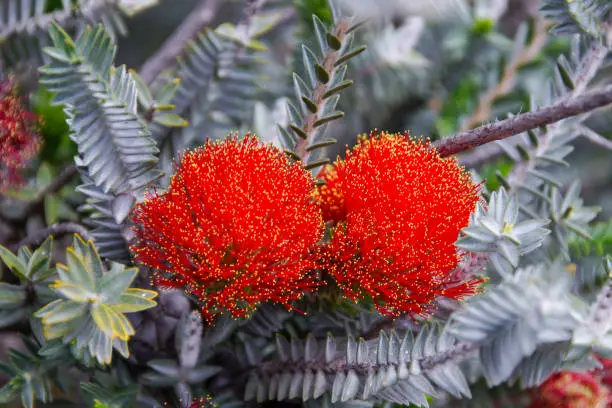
[132,131,482,322]
[131,134,324,322]
[0,79,41,190]
[317,131,482,317]
[530,366,612,408]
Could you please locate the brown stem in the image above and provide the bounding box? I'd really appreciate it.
[507,37,611,185]
[456,23,611,167]
[10,222,90,251]
[138,0,224,85]
[434,85,612,158]
[294,19,351,162]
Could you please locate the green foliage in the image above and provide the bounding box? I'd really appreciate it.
[293,0,333,26]
[0,237,55,329]
[541,0,612,40]
[0,338,55,408]
[457,188,550,277]
[141,312,222,404]
[278,6,365,167]
[0,0,126,71]
[436,75,480,137]
[470,18,496,37]
[40,23,159,194]
[450,262,579,387]
[39,22,166,262]
[244,323,471,405]
[1,1,612,408]
[35,235,157,365]
[31,86,75,165]
[80,381,140,408]
[570,220,612,259]
[480,157,514,191]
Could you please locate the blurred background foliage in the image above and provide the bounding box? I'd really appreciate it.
[0,0,612,407]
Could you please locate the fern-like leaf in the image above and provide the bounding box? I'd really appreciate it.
[0,0,126,71]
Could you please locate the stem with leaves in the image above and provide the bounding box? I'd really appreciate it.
[456,25,611,167]
[279,11,365,169]
[507,37,611,185]
[434,84,612,158]
[294,19,351,162]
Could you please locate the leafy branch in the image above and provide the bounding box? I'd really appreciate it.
[293,19,354,161]
[434,84,612,158]
[244,324,474,405]
[278,7,365,169]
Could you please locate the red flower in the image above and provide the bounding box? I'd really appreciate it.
[131,134,324,322]
[530,371,609,408]
[0,79,41,190]
[596,355,612,389]
[314,163,346,223]
[320,131,481,317]
[189,395,215,408]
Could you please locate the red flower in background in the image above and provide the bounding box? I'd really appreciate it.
[530,371,610,408]
[189,395,216,408]
[131,134,324,322]
[319,131,481,317]
[0,79,41,190]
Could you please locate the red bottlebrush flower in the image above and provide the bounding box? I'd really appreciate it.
[314,163,346,223]
[0,78,41,190]
[594,355,612,390]
[530,371,610,408]
[131,134,324,322]
[321,130,481,317]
